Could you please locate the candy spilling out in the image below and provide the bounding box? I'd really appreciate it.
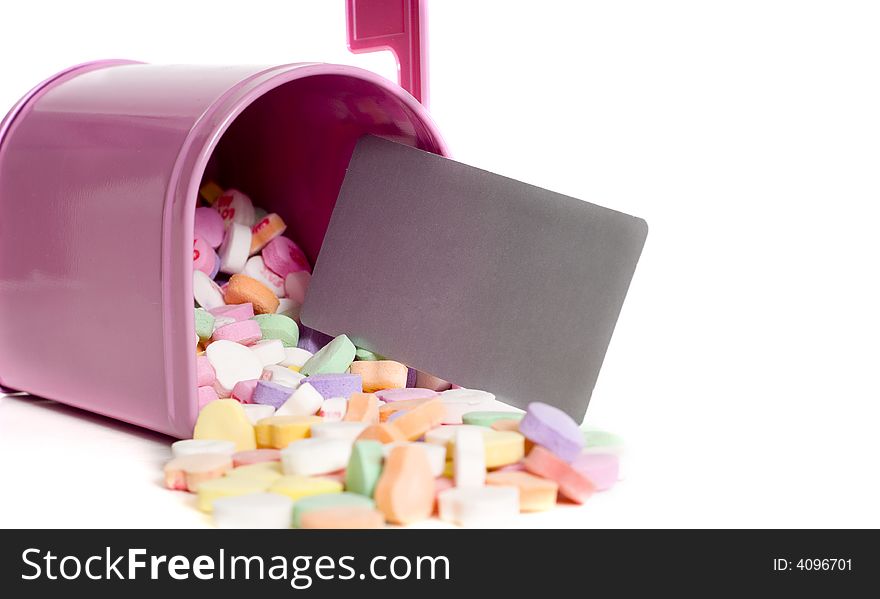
[179,182,622,528]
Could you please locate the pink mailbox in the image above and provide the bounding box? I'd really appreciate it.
[0,0,441,438]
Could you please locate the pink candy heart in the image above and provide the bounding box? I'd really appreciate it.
[262,236,311,278]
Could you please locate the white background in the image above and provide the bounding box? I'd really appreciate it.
[1,0,878,528]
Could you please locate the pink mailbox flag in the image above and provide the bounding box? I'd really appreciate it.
[347,0,429,106]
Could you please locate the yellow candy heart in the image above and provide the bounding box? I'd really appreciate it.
[193,399,256,452]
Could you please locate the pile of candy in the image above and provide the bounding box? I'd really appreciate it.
[179,182,622,528]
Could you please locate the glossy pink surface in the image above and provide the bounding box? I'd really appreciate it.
[0,61,446,438]
[347,0,429,106]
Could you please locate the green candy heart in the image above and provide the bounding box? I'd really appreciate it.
[300,334,356,376]
[355,347,385,361]
[582,429,625,450]
[345,440,384,498]
[194,308,215,340]
[461,411,524,428]
[252,313,299,347]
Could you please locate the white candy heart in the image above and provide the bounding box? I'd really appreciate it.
[243,255,286,297]
[249,339,286,367]
[241,403,275,425]
[193,270,225,310]
[171,439,236,459]
[438,486,519,528]
[213,493,292,529]
[275,382,323,417]
[206,340,263,393]
[281,438,352,476]
[219,222,251,275]
[453,427,486,488]
[310,421,368,441]
[262,364,305,389]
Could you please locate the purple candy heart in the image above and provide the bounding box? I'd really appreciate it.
[252,380,294,409]
[302,373,362,400]
[518,402,584,462]
[572,453,619,491]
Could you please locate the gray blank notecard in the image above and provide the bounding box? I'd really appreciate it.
[302,135,647,422]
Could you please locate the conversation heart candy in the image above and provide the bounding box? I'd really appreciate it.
[343,393,380,424]
[253,313,299,347]
[375,388,438,403]
[199,180,224,205]
[198,386,220,409]
[302,373,362,399]
[209,303,255,322]
[214,188,255,228]
[196,355,216,387]
[571,452,619,491]
[263,236,311,277]
[225,274,279,315]
[518,402,584,462]
[280,346,312,370]
[243,255,286,297]
[212,319,262,345]
[300,334,356,376]
[311,421,369,442]
[261,364,305,389]
[252,380,294,409]
[281,438,352,477]
[453,427,486,488]
[485,470,558,512]
[193,237,215,275]
[249,213,287,255]
[356,423,406,444]
[195,206,225,247]
[241,403,275,425]
[213,493,293,529]
[392,398,446,441]
[193,270,225,310]
[447,429,525,469]
[171,439,235,459]
[197,476,269,512]
[275,382,323,417]
[194,308,215,341]
[292,492,375,528]
[318,397,348,422]
[349,360,408,393]
[254,415,322,449]
[268,475,342,501]
[225,461,284,485]
[383,442,446,478]
[298,506,384,529]
[232,448,281,467]
[439,388,496,425]
[345,440,384,497]
[206,340,263,393]
[462,411,524,428]
[249,339,286,367]
[374,444,435,525]
[523,445,595,504]
[218,222,252,275]
[354,347,384,361]
[437,486,519,527]
[163,453,233,492]
[193,399,257,452]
